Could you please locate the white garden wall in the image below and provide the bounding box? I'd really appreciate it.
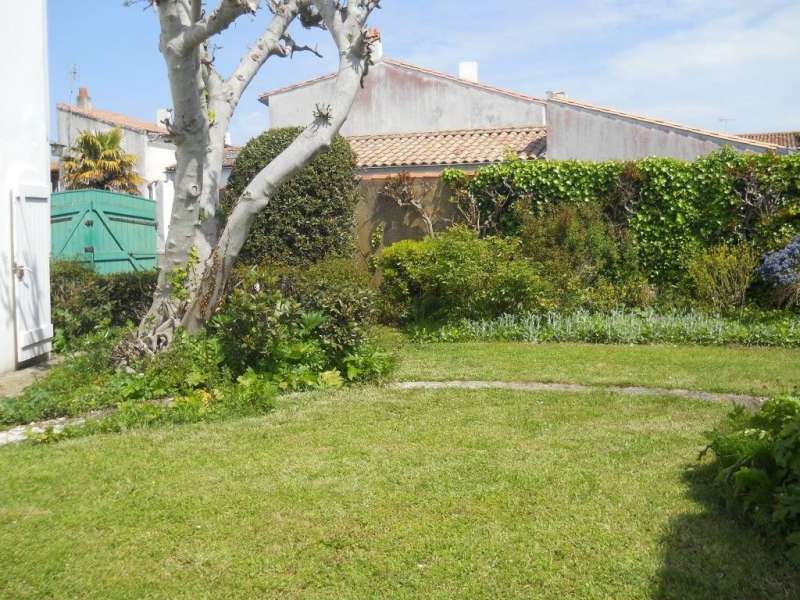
[0,0,52,373]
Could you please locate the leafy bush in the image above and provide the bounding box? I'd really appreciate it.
[760,236,800,308]
[411,309,800,347]
[688,244,759,314]
[5,257,390,439]
[214,258,388,387]
[50,261,157,350]
[444,150,800,286]
[517,203,652,310]
[703,397,800,564]
[221,127,358,266]
[378,226,554,323]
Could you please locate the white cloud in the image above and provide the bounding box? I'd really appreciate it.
[609,4,800,81]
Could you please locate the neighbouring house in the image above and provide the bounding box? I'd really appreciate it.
[258,50,786,162]
[250,44,790,255]
[739,131,800,151]
[0,0,54,373]
[54,92,241,254]
[56,89,176,198]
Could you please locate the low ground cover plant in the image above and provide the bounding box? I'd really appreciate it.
[411,309,800,347]
[702,396,800,564]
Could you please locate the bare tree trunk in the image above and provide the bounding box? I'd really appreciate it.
[129,0,379,356]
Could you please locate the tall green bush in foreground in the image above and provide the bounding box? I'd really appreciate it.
[703,397,800,564]
[221,127,358,266]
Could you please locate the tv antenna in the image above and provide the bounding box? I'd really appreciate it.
[718,117,735,132]
[68,64,79,102]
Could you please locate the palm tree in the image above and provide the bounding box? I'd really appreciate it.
[61,129,143,194]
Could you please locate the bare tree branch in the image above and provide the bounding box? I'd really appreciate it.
[280,32,323,58]
[177,0,260,54]
[223,2,303,108]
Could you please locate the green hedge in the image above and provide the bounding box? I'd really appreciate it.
[221,127,359,266]
[51,261,157,350]
[443,149,800,285]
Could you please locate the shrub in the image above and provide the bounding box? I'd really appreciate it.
[221,127,359,266]
[50,261,157,350]
[378,226,554,323]
[214,258,387,386]
[688,244,759,314]
[760,236,800,308]
[703,397,800,564]
[517,203,652,310]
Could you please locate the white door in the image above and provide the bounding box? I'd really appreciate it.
[12,184,53,364]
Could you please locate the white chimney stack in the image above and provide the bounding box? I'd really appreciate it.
[156,108,171,127]
[458,61,479,83]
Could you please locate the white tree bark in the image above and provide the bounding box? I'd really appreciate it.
[134,0,379,353]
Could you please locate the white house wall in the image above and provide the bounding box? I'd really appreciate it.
[267,61,546,136]
[546,100,776,161]
[0,0,52,373]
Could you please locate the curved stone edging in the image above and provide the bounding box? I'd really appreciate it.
[393,381,766,411]
[1,381,766,448]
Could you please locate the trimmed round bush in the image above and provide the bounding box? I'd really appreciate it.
[221,127,359,266]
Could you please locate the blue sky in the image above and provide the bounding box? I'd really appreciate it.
[48,0,800,145]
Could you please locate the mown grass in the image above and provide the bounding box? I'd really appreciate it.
[396,342,800,396]
[2,387,799,599]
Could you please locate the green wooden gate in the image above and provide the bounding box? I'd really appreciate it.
[51,189,157,273]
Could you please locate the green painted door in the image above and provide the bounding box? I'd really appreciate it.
[51,190,157,273]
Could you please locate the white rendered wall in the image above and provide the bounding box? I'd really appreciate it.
[0,0,52,373]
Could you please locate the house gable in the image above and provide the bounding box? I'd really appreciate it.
[261,59,546,136]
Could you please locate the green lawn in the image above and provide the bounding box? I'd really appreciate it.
[397,342,800,396]
[3,340,800,598]
[2,384,799,599]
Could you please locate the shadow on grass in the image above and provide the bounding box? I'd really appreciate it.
[654,463,800,600]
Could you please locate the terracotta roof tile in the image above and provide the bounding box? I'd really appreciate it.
[347,127,547,169]
[738,131,800,149]
[221,127,546,171]
[223,145,241,168]
[56,103,168,135]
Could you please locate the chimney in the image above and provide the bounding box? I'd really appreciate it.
[458,61,479,83]
[156,108,171,127]
[366,28,383,63]
[77,87,92,110]
[546,90,567,100]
